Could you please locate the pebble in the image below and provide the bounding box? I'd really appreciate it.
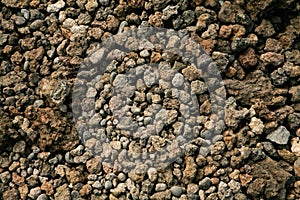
[172,73,185,87]
[13,140,26,153]
[260,52,284,66]
[266,126,290,145]
[147,167,158,182]
[47,0,65,13]
[170,186,182,197]
[155,183,167,191]
[199,177,212,190]
[37,194,48,200]
[0,0,299,200]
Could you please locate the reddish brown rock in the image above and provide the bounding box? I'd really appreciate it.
[86,157,102,174]
[219,25,232,39]
[12,172,25,185]
[239,48,257,68]
[260,52,284,66]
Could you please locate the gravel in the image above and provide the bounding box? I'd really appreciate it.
[1,0,300,199]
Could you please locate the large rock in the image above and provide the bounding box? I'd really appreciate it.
[247,157,295,199]
[224,70,284,106]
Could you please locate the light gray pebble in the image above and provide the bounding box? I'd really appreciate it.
[172,73,185,87]
[156,183,167,191]
[118,173,127,182]
[21,9,30,20]
[47,0,65,13]
[140,50,150,58]
[105,180,112,189]
[48,157,58,165]
[34,100,44,107]
[37,194,48,200]
[92,181,103,189]
[199,177,212,190]
[71,190,80,199]
[170,186,182,197]
[266,126,290,145]
[147,167,158,182]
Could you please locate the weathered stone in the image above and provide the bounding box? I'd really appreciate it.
[266,126,290,145]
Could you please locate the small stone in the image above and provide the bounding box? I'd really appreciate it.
[41,181,54,195]
[105,180,112,189]
[13,140,26,153]
[18,184,28,200]
[162,5,178,21]
[289,85,300,102]
[147,167,158,182]
[294,158,300,178]
[191,80,207,94]
[47,0,65,13]
[150,190,171,200]
[0,171,11,184]
[249,117,264,135]
[37,194,48,200]
[85,0,98,11]
[54,184,71,200]
[228,180,241,193]
[291,137,300,156]
[128,164,147,183]
[28,187,41,199]
[149,12,163,28]
[170,186,182,197]
[218,1,238,23]
[260,52,284,66]
[238,48,257,68]
[79,184,92,196]
[266,126,290,145]
[106,15,120,32]
[172,73,185,87]
[255,19,276,37]
[3,188,19,200]
[199,177,212,190]
[155,183,167,191]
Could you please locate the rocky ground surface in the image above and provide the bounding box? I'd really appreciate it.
[0,0,300,199]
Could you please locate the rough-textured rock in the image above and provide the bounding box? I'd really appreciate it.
[260,52,284,66]
[224,70,277,106]
[266,126,290,145]
[248,157,295,199]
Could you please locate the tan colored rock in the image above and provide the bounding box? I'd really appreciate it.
[18,184,28,200]
[149,12,163,27]
[86,157,102,174]
[41,181,54,195]
[54,184,71,200]
[260,52,284,66]
[240,174,253,187]
[80,184,92,197]
[12,172,25,185]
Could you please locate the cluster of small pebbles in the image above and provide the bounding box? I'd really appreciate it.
[0,0,300,200]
